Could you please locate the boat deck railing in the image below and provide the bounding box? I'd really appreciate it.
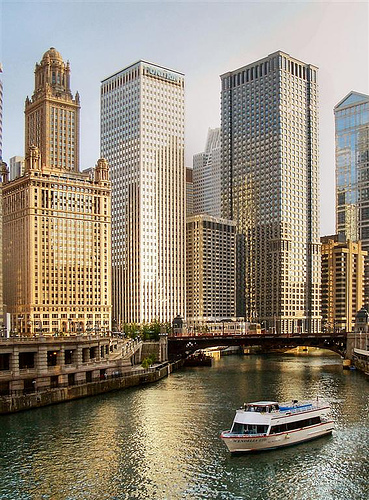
[277,402,328,415]
[238,401,329,416]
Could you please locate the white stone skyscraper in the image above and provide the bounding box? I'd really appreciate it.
[221,51,321,334]
[101,61,186,326]
[193,127,221,218]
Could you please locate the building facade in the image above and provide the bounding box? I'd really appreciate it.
[186,214,236,327]
[334,92,369,301]
[9,156,25,181]
[193,127,221,218]
[321,235,367,332]
[221,51,321,334]
[186,167,194,216]
[0,63,4,333]
[101,61,186,326]
[0,62,3,161]
[2,48,111,335]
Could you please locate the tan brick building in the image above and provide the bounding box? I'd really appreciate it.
[1,48,111,335]
[186,214,236,328]
[321,235,367,332]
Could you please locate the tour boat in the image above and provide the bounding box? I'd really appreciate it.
[220,399,334,453]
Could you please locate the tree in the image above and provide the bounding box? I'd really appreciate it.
[141,353,156,369]
[123,323,140,338]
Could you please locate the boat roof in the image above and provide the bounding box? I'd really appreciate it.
[247,401,278,406]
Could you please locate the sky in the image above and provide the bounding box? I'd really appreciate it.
[1,0,368,236]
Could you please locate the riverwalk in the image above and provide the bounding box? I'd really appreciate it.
[0,359,184,414]
[0,334,179,414]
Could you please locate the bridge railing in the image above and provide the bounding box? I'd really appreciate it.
[169,331,346,339]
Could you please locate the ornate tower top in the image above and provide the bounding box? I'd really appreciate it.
[94,158,110,184]
[42,47,63,62]
[24,48,80,172]
[30,47,73,102]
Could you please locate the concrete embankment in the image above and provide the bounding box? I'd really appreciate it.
[0,359,184,415]
[352,352,369,375]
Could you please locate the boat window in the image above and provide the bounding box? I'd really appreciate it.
[231,422,245,434]
[270,417,321,434]
[244,424,268,434]
[231,423,268,435]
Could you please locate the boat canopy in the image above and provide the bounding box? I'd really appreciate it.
[242,402,279,413]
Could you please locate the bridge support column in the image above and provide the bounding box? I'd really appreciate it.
[347,332,369,360]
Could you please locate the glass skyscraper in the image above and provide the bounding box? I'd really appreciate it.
[335,91,369,301]
[221,51,321,334]
[193,128,221,218]
[101,61,186,326]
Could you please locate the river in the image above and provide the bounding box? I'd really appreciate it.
[0,351,368,499]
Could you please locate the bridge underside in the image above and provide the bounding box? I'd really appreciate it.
[168,335,346,360]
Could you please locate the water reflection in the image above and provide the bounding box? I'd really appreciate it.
[1,352,368,499]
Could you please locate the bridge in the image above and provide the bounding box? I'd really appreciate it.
[168,332,347,359]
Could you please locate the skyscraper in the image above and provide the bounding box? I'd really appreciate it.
[193,128,221,217]
[2,48,111,335]
[334,91,369,301]
[101,61,186,326]
[0,63,4,333]
[9,156,25,181]
[0,63,3,161]
[221,51,321,334]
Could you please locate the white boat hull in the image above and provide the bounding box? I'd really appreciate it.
[221,421,334,453]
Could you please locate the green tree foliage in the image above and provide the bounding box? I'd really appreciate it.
[141,353,156,369]
[122,323,140,338]
[122,320,171,340]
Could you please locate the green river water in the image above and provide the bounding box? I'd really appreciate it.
[0,351,368,500]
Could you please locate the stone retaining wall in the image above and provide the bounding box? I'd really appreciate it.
[0,359,184,414]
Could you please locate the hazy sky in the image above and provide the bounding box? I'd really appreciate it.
[1,0,368,235]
